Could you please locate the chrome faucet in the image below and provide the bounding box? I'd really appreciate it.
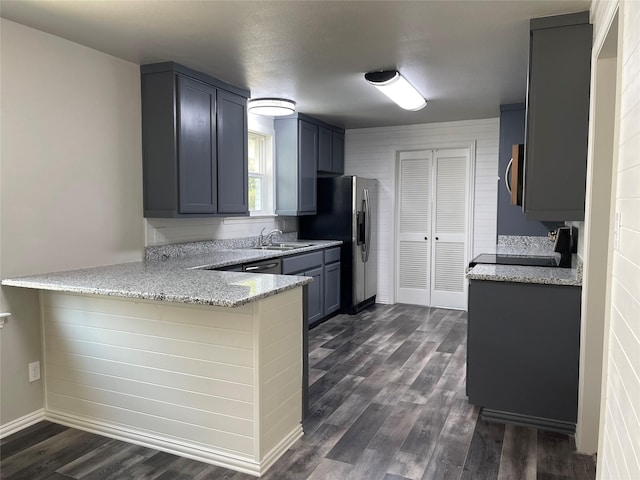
[259,228,283,246]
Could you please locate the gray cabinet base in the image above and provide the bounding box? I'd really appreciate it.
[481,408,576,435]
[467,280,581,431]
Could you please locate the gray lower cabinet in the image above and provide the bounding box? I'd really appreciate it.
[524,12,592,221]
[466,280,581,433]
[282,251,324,325]
[324,261,341,315]
[323,246,341,316]
[305,266,324,325]
[281,247,341,326]
[141,62,249,218]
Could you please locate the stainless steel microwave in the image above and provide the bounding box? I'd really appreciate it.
[505,143,524,206]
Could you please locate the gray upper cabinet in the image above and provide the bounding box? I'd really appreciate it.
[177,76,217,214]
[274,116,318,215]
[318,126,345,175]
[141,62,249,218]
[331,132,345,175]
[275,113,345,215]
[524,12,592,221]
[318,126,333,172]
[298,120,319,214]
[217,90,249,214]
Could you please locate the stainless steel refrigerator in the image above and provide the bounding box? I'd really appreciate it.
[299,176,377,314]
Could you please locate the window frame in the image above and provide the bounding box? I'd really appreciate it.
[247,129,274,216]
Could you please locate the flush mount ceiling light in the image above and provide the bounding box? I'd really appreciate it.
[364,70,427,111]
[247,98,296,117]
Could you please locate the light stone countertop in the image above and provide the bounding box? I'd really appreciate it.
[1,240,342,307]
[466,263,581,286]
[466,235,582,286]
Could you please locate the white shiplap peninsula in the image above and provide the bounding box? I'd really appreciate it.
[2,253,317,476]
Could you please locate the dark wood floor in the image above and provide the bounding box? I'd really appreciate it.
[1,304,596,480]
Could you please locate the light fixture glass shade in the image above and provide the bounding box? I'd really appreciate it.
[247,98,296,116]
[364,70,427,111]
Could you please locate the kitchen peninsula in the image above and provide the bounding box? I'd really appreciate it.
[1,240,339,476]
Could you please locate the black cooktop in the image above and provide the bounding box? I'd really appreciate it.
[469,253,560,268]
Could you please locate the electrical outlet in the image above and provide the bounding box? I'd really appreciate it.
[614,211,621,251]
[28,361,40,382]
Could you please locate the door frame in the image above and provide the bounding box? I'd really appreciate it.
[577,3,621,455]
[392,141,476,307]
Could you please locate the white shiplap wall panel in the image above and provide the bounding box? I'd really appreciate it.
[345,118,499,304]
[256,289,302,459]
[46,364,253,419]
[46,335,254,387]
[46,392,255,457]
[41,289,304,473]
[594,0,640,478]
[45,349,253,402]
[46,322,254,368]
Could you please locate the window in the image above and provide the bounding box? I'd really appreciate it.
[248,131,274,214]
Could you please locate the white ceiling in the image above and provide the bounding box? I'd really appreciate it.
[0,0,591,129]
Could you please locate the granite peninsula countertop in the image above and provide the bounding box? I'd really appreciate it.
[1,240,342,307]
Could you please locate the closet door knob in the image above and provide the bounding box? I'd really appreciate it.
[424,237,428,240]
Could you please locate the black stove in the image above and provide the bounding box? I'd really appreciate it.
[469,253,562,268]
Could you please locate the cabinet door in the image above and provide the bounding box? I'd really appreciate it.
[467,280,581,425]
[332,132,345,174]
[318,126,332,172]
[324,262,341,315]
[177,76,217,214]
[305,266,324,325]
[217,90,248,214]
[525,22,591,221]
[298,120,318,214]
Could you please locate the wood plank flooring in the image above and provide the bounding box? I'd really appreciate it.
[0,304,596,479]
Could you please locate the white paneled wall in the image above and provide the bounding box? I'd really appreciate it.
[595,1,640,478]
[345,119,499,304]
[41,289,303,475]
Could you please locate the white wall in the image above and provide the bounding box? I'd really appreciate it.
[345,119,499,304]
[592,1,640,478]
[0,19,144,426]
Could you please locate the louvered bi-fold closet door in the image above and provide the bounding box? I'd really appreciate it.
[396,150,432,305]
[430,148,469,309]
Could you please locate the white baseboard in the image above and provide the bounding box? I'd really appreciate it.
[44,409,302,477]
[258,425,304,475]
[0,409,46,439]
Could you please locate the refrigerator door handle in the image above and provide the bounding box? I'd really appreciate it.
[362,188,371,263]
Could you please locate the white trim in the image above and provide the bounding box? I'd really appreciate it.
[467,141,478,272]
[0,409,46,439]
[258,424,304,474]
[44,409,302,477]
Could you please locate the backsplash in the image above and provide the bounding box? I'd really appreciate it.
[145,232,298,260]
[144,216,297,247]
[497,235,557,255]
